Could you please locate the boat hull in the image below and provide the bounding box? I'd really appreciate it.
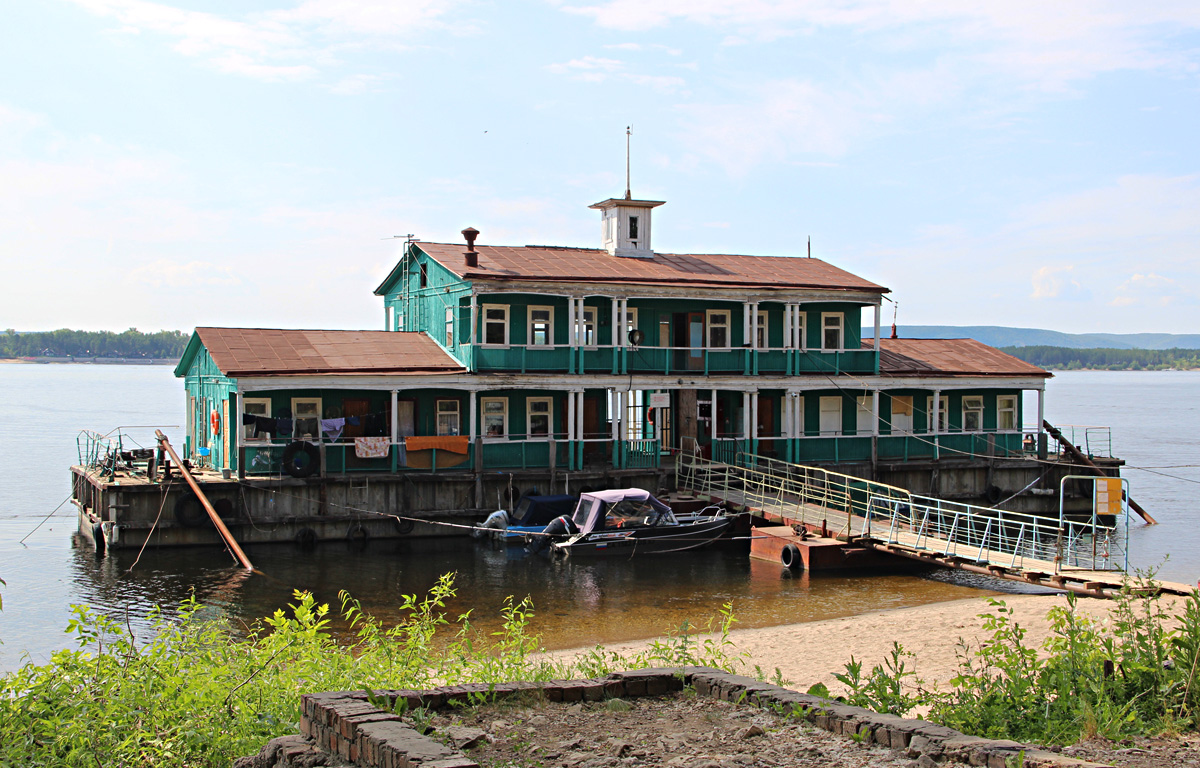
[553,517,732,557]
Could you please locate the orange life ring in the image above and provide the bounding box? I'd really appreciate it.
[210,409,221,436]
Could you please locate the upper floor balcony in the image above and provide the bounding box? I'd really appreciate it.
[447,295,882,377]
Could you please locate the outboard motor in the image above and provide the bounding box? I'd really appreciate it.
[525,514,578,554]
[472,509,510,539]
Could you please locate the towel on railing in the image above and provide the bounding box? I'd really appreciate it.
[405,435,470,454]
[354,436,390,458]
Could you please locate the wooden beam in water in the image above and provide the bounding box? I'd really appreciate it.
[155,430,253,571]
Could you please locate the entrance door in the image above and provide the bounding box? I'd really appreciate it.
[583,396,603,463]
[677,389,698,450]
[757,394,776,456]
[672,312,705,371]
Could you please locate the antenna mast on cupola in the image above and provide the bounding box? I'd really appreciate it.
[625,125,632,200]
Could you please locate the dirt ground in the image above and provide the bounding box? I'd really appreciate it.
[424,691,1200,768]
[430,692,970,768]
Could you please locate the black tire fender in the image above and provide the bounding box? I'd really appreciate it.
[781,543,803,570]
[281,441,320,479]
[92,521,106,557]
[174,492,207,527]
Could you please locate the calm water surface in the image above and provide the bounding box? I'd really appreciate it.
[1,365,1196,671]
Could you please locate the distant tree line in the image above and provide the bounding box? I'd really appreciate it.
[1001,345,1200,371]
[1,328,189,360]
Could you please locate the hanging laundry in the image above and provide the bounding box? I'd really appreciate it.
[242,413,257,426]
[275,418,293,437]
[355,436,390,458]
[320,418,346,440]
[254,416,276,437]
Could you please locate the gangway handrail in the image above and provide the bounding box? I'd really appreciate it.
[676,449,1128,574]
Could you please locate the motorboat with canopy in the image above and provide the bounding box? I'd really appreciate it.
[529,488,734,556]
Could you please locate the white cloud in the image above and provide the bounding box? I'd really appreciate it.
[560,0,1200,88]
[1030,265,1082,300]
[68,0,466,84]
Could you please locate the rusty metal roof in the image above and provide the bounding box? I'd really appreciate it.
[871,338,1051,378]
[414,242,887,293]
[195,328,465,377]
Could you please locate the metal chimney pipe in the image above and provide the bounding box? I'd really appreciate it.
[461,227,479,267]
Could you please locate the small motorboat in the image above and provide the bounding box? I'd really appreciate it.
[529,488,734,557]
[473,494,579,544]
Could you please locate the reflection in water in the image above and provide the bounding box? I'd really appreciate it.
[65,536,1033,652]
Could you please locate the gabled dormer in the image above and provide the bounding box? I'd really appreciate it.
[589,197,664,259]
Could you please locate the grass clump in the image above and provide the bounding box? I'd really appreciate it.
[0,572,744,767]
[831,573,1200,744]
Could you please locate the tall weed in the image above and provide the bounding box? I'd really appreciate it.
[0,573,745,767]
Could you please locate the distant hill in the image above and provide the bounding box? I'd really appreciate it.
[894,326,1200,350]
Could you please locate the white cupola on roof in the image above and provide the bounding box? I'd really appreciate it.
[589,196,664,258]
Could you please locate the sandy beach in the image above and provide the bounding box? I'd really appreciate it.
[555,592,1180,695]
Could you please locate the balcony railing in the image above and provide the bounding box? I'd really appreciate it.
[470,343,879,376]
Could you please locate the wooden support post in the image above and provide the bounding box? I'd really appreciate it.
[155,430,253,571]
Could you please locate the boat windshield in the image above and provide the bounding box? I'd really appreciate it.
[603,499,677,529]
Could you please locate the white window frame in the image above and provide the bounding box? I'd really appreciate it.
[528,305,554,347]
[527,396,552,439]
[706,309,730,350]
[481,304,510,348]
[926,395,949,433]
[819,396,842,436]
[997,395,1018,432]
[890,395,914,434]
[855,395,873,435]
[481,396,508,440]
[291,397,322,441]
[821,312,844,352]
[796,310,807,351]
[756,312,768,349]
[436,399,460,437]
[962,395,985,433]
[243,397,272,444]
[444,307,455,348]
[396,313,405,332]
[576,307,598,349]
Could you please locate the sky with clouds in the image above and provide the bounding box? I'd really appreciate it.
[2,0,1198,334]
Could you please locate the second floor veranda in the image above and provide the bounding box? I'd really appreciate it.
[438,294,883,376]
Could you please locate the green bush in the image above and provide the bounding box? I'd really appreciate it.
[0,573,745,767]
[833,576,1200,744]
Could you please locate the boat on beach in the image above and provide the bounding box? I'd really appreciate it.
[528,489,736,557]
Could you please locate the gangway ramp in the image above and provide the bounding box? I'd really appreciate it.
[676,451,1190,599]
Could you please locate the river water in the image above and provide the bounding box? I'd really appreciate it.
[0,365,1196,671]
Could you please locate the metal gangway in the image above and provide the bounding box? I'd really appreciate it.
[676,449,1183,598]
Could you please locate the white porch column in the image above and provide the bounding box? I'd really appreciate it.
[872,389,880,436]
[1037,388,1045,432]
[873,304,881,352]
[793,391,802,438]
[468,294,477,344]
[390,389,399,445]
[750,391,759,441]
[618,298,628,346]
[750,302,759,349]
[577,390,585,443]
[743,302,751,347]
[710,388,718,444]
[567,388,576,442]
[577,296,586,347]
[234,387,244,450]
[610,298,619,348]
[468,390,477,442]
[932,388,942,459]
[742,391,751,442]
[783,305,793,349]
[793,305,803,349]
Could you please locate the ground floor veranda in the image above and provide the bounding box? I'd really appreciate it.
[188,374,1049,477]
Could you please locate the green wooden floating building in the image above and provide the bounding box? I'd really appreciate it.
[177,194,1050,481]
